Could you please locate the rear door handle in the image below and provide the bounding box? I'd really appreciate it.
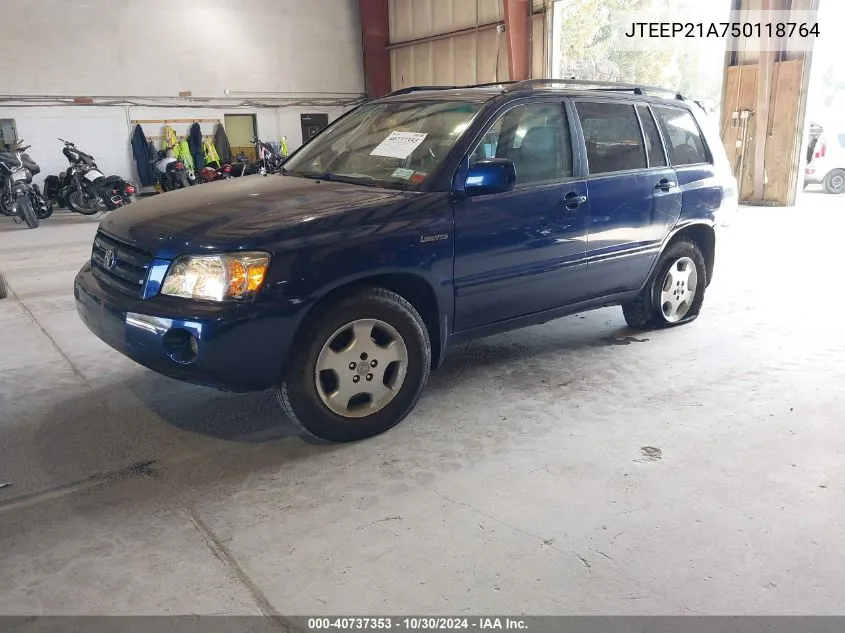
[656,178,676,191]
[563,192,588,209]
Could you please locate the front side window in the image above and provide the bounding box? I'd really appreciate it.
[469,102,573,186]
[575,102,647,175]
[652,106,710,166]
[283,100,481,189]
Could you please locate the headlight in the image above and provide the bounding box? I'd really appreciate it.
[160,252,270,301]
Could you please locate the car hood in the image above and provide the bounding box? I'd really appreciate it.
[100,174,409,257]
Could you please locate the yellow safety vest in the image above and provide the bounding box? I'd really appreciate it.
[203,139,221,166]
[163,125,179,152]
[176,140,194,171]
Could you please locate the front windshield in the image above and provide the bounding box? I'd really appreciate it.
[283,100,482,189]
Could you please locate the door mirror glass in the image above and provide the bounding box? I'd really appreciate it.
[464,158,517,195]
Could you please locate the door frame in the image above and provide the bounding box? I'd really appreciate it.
[224,113,258,161]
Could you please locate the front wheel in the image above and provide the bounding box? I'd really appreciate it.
[67,186,101,215]
[16,193,39,229]
[277,288,431,442]
[622,240,707,330]
[823,169,845,194]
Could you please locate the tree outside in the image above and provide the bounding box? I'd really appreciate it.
[553,0,731,108]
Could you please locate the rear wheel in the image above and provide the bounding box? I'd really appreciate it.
[622,240,706,330]
[823,169,845,194]
[277,288,431,442]
[16,193,39,229]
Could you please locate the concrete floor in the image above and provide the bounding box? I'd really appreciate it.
[1,193,844,616]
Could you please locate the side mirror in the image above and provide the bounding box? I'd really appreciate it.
[464,158,516,196]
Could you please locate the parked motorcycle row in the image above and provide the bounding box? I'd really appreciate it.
[1,139,136,229]
[152,137,286,192]
[2,136,286,229]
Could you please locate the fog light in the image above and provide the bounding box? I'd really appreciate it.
[162,328,199,364]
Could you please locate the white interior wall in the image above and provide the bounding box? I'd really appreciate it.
[2,105,350,186]
[1,0,363,96]
[0,0,363,185]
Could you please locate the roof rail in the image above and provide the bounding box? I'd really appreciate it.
[504,78,685,101]
[385,85,457,97]
[384,81,519,97]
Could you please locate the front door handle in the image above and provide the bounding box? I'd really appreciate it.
[656,178,676,191]
[563,192,588,209]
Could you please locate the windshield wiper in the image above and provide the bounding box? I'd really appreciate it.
[298,172,382,187]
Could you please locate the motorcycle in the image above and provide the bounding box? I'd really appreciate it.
[197,161,234,183]
[224,140,284,179]
[152,145,193,191]
[253,137,285,174]
[0,142,52,228]
[57,139,136,215]
[228,152,259,178]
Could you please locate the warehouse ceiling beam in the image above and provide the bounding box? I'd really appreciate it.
[358,0,391,99]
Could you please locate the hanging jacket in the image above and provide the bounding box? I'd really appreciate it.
[187,122,205,171]
[131,124,154,186]
[280,136,289,157]
[176,139,194,172]
[163,125,179,152]
[213,123,232,164]
[203,139,221,166]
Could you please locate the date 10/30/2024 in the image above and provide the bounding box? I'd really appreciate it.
[307,617,528,630]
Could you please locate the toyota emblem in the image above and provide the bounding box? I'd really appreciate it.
[103,249,116,270]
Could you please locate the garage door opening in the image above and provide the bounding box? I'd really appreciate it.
[550,0,732,112]
[803,0,845,196]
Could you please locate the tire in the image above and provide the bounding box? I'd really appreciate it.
[823,169,845,195]
[0,272,7,300]
[16,193,39,229]
[67,187,100,215]
[622,239,707,330]
[277,287,432,442]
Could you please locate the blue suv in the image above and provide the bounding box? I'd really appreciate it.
[75,79,737,442]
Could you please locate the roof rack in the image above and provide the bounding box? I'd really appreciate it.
[504,79,685,100]
[384,79,685,101]
[385,81,518,97]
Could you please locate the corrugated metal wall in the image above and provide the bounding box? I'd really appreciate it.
[388,0,548,89]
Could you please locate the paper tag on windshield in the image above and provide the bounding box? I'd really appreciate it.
[370,131,428,159]
[391,168,415,180]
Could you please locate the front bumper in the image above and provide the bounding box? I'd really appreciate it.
[74,263,300,391]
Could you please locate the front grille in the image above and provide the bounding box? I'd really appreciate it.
[91,231,153,298]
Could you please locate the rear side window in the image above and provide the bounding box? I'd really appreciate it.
[652,106,710,166]
[575,102,647,175]
[636,106,667,168]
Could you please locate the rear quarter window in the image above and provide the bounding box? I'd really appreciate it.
[652,106,710,166]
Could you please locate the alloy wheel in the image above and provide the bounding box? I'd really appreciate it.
[314,318,409,418]
[660,256,698,323]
